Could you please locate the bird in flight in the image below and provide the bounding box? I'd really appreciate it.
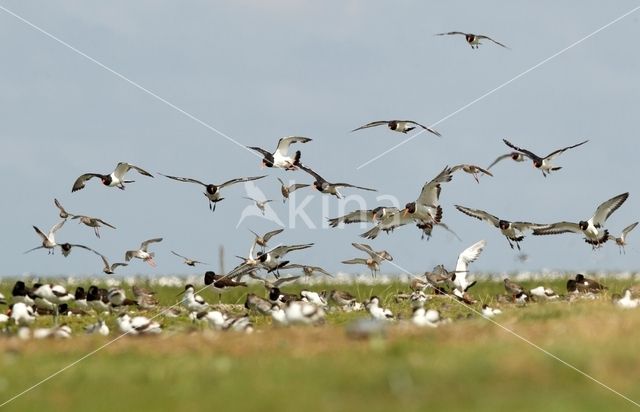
[435,31,509,49]
[352,120,441,137]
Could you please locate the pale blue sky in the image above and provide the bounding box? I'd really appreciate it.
[1,1,639,277]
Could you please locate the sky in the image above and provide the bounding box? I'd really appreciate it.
[1,1,639,278]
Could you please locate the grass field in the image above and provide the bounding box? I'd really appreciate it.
[1,276,640,411]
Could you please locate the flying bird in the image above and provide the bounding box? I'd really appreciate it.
[171,251,208,266]
[352,120,441,137]
[401,166,454,228]
[450,164,493,184]
[159,173,265,212]
[250,228,284,251]
[125,238,163,267]
[486,152,527,171]
[608,222,638,254]
[71,162,153,192]
[71,215,116,238]
[243,197,273,215]
[279,264,333,278]
[328,207,393,228]
[435,31,509,49]
[455,205,544,250]
[53,198,74,219]
[299,164,376,198]
[25,219,66,254]
[503,138,589,177]
[447,240,486,294]
[533,193,629,248]
[277,178,309,202]
[247,136,312,170]
[257,243,314,277]
[95,253,128,275]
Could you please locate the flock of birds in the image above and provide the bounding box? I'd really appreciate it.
[3,31,639,339]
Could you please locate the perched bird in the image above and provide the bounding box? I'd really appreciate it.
[504,278,525,299]
[529,286,559,300]
[108,288,138,308]
[450,164,493,183]
[53,198,74,219]
[612,289,640,309]
[86,286,110,313]
[411,307,442,328]
[243,196,273,215]
[132,285,159,309]
[608,222,638,254]
[159,173,265,212]
[481,304,503,318]
[574,274,607,292]
[190,310,227,329]
[269,287,300,305]
[180,284,209,313]
[11,281,35,305]
[71,215,116,238]
[270,301,326,326]
[24,219,66,254]
[503,138,589,177]
[33,324,73,339]
[277,178,309,202]
[85,319,110,336]
[448,240,486,294]
[298,164,376,198]
[248,136,312,170]
[352,120,441,137]
[365,296,394,321]
[533,193,629,248]
[9,302,36,325]
[74,287,89,311]
[125,238,163,267]
[71,162,153,192]
[455,205,544,250]
[244,293,273,315]
[300,290,328,306]
[435,31,508,49]
[117,314,162,335]
[32,284,74,306]
[324,290,359,311]
[250,229,285,252]
[280,264,333,278]
[96,253,128,275]
[204,271,247,301]
[171,251,208,267]
[486,151,527,171]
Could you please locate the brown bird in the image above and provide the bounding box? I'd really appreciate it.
[204,271,247,302]
[277,178,309,202]
[71,215,116,238]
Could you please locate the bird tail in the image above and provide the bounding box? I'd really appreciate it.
[434,206,443,223]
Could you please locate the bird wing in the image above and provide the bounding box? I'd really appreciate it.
[351,242,375,258]
[49,219,66,236]
[24,246,45,254]
[307,266,333,277]
[289,183,310,192]
[171,250,188,260]
[71,173,102,192]
[476,35,509,48]
[262,228,285,242]
[327,209,375,227]
[351,121,389,132]
[544,140,589,161]
[219,175,266,189]
[298,164,326,184]
[532,222,582,235]
[127,164,153,178]
[416,166,453,206]
[97,253,110,267]
[112,262,128,269]
[342,258,369,265]
[275,136,312,157]
[486,153,513,170]
[404,120,442,137]
[511,221,547,232]
[455,240,486,273]
[502,139,539,161]
[272,275,301,287]
[591,192,629,227]
[332,182,377,191]
[435,31,467,36]
[247,146,272,157]
[455,205,500,227]
[159,173,207,187]
[269,243,314,258]
[622,222,639,239]
[69,244,97,253]
[140,238,163,251]
[53,198,73,216]
[95,219,116,229]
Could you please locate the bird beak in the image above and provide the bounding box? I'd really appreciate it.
[402,209,408,217]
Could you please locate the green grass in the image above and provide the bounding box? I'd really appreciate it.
[1,276,639,411]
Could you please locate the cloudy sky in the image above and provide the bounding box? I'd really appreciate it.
[1,1,639,278]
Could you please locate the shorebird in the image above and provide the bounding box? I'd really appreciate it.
[504,278,525,299]
[117,314,162,335]
[204,271,247,301]
[415,221,462,241]
[244,293,273,315]
[328,206,393,228]
[71,215,116,238]
[481,304,502,318]
[159,173,265,211]
[180,284,209,313]
[300,290,328,306]
[243,196,273,215]
[612,289,640,309]
[53,198,74,219]
[248,136,312,170]
[33,324,73,339]
[74,287,89,311]
[132,285,159,309]
[503,138,589,177]
[108,288,138,308]
[435,31,508,49]
[450,164,493,183]
[171,251,208,267]
[366,296,394,321]
[351,242,393,262]
[57,242,96,258]
[574,274,607,292]
[33,283,74,320]
[608,222,638,254]
[448,240,486,294]
[298,164,376,198]
[352,120,441,137]
[257,243,314,276]
[71,162,153,192]
[269,287,300,305]
[271,301,326,326]
[359,208,411,239]
[85,319,110,336]
[411,307,442,327]
[455,205,544,250]
[250,228,284,251]
[279,264,333,278]
[486,151,527,171]
[9,302,36,325]
[24,219,66,254]
[529,286,559,300]
[533,193,629,248]
[277,178,309,202]
[401,166,454,228]
[87,286,110,313]
[11,281,35,305]
[125,238,163,267]
[95,253,128,275]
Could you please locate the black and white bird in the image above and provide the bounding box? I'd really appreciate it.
[402,166,454,227]
[159,173,265,211]
[486,151,527,171]
[248,136,312,170]
[455,205,544,250]
[533,193,629,248]
[125,238,163,267]
[249,228,284,251]
[204,271,247,301]
[352,120,441,137]
[96,253,128,275]
[435,31,509,49]
[243,196,273,215]
[71,215,116,238]
[503,138,589,177]
[108,288,138,308]
[257,244,314,276]
[11,281,35,305]
[87,286,110,313]
[298,164,376,198]
[180,284,209,313]
[74,287,89,311]
[365,296,394,321]
[447,240,486,295]
[117,314,162,335]
[277,178,309,203]
[25,219,66,254]
[171,251,208,267]
[71,162,153,192]
[9,302,36,325]
[608,222,638,254]
[270,300,326,326]
[85,319,110,336]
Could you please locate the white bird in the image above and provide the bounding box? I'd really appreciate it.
[411,307,441,328]
[117,314,162,335]
[180,284,209,313]
[449,240,486,294]
[248,136,312,170]
[352,120,441,137]
[533,193,629,248]
[243,196,273,215]
[481,304,502,318]
[300,290,327,306]
[71,162,153,192]
[613,290,640,309]
[529,286,559,300]
[10,302,36,325]
[189,310,227,330]
[366,296,394,321]
[125,238,163,267]
[24,219,66,254]
[270,301,326,326]
[608,222,638,254]
[33,324,73,339]
[33,284,74,305]
[85,319,110,336]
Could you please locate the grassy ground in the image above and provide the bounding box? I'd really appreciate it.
[1,277,639,411]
